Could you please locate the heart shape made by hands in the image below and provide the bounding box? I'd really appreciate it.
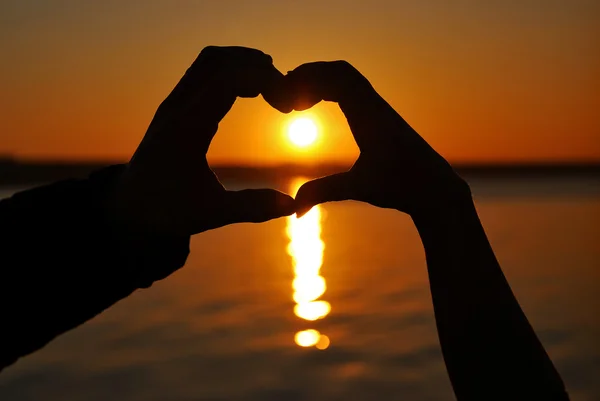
[117,46,458,237]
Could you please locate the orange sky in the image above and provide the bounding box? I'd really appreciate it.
[1,0,599,165]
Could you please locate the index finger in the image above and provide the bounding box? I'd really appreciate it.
[163,46,275,113]
[286,61,397,151]
[155,46,286,152]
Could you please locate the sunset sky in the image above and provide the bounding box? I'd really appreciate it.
[1,0,599,165]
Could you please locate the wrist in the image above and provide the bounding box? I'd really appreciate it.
[94,164,190,286]
[408,178,483,265]
[103,164,170,234]
[406,173,474,220]
[101,164,189,236]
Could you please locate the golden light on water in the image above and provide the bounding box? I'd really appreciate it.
[292,275,326,301]
[287,177,331,349]
[315,334,331,350]
[287,117,318,147]
[294,329,320,347]
[294,329,331,350]
[293,301,331,321]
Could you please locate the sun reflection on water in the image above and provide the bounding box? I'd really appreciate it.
[286,177,331,350]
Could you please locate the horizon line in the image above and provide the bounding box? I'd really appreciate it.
[2,155,600,168]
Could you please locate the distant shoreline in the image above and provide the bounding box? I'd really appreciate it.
[1,159,599,186]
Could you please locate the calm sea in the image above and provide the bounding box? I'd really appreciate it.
[0,175,599,401]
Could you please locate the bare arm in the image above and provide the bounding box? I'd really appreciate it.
[412,189,568,400]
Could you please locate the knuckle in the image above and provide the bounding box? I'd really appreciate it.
[263,52,273,64]
[295,183,312,199]
[333,60,356,74]
[200,45,220,57]
[196,46,224,66]
[331,60,364,86]
[333,60,351,68]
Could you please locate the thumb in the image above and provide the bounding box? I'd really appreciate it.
[224,188,296,224]
[295,172,356,217]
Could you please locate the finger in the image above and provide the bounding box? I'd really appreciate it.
[223,188,297,224]
[186,46,273,102]
[286,61,399,151]
[262,68,294,113]
[184,62,281,120]
[163,47,284,152]
[295,172,356,217]
[202,47,293,112]
[189,63,291,123]
[156,46,270,114]
[286,61,373,108]
[180,46,273,98]
[202,49,290,111]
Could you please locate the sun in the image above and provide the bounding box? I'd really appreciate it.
[288,117,318,147]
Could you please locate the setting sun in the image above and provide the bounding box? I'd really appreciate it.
[288,117,318,147]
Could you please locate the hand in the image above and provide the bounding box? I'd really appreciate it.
[287,61,470,217]
[108,46,296,236]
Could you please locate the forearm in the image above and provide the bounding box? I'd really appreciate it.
[0,165,190,371]
[410,188,568,401]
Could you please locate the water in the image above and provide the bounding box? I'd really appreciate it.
[0,176,599,401]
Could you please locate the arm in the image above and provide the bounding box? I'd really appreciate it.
[0,165,190,371]
[289,61,568,400]
[411,187,568,401]
[0,46,296,371]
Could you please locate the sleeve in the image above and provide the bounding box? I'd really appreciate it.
[0,164,190,371]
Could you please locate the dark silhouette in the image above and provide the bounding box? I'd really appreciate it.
[0,46,569,400]
[287,60,570,401]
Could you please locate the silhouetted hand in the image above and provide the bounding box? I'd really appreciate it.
[107,46,296,235]
[287,62,570,401]
[287,61,469,216]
